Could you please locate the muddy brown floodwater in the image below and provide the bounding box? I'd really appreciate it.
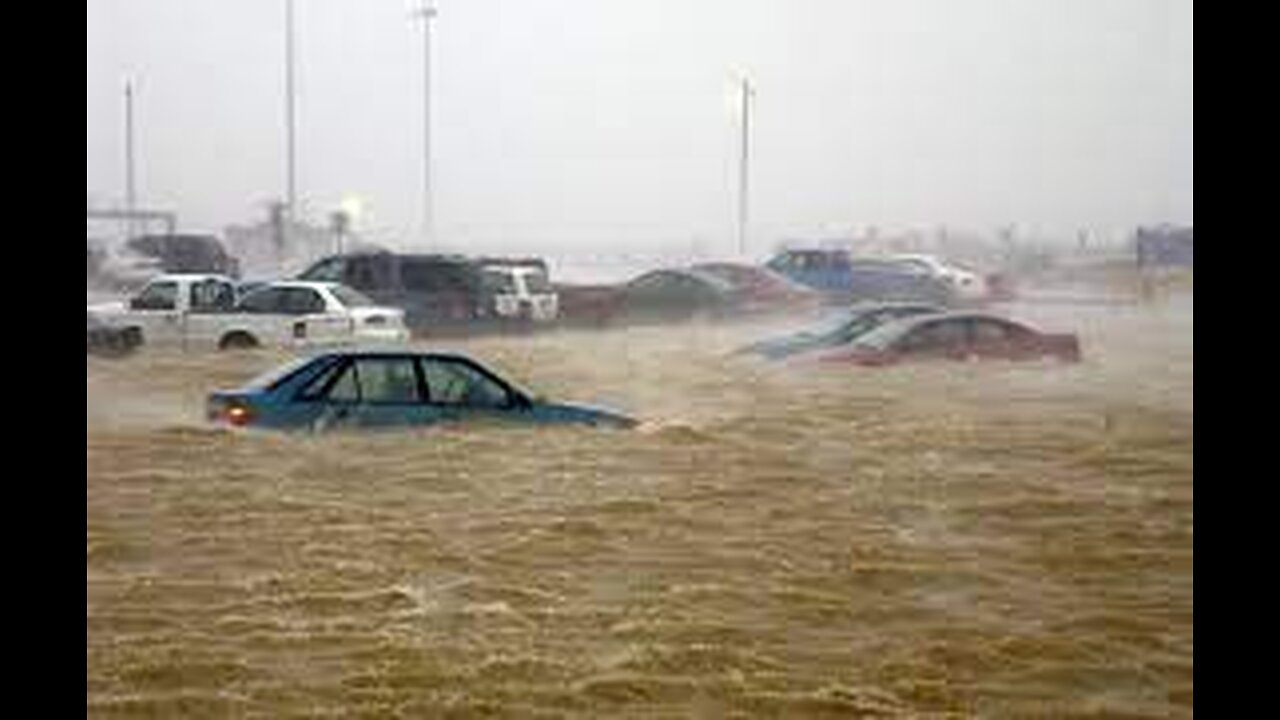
[87,294,1192,718]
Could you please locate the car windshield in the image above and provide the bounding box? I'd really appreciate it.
[522,270,553,293]
[800,312,860,338]
[850,321,912,351]
[483,269,518,294]
[799,306,884,338]
[329,285,376,308]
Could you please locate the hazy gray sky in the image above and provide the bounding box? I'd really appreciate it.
[86,0,1192,253]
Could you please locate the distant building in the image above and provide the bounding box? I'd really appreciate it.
[1136,225,1193,268]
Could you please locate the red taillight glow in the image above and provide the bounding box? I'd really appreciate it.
[225,404,254,427]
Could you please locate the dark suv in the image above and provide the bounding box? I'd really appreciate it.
[126,234,241,279]
[297,252,492,334]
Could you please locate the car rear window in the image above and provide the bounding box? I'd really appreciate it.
[243,356,321,390]
[329,285,376,308]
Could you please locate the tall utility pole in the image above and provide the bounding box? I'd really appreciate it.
[124,79,137,240]
[284,0,298,221]
[412,3,438,248]
[737,77,754,257]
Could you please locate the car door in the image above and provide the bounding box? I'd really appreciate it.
[236,287,293,344]
[184,278,238,349]
[282,287,348,346]
[127,280,184,344]
[299,356,441,430]
[420,356,524,425]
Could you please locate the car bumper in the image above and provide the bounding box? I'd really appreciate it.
[353,327,411,343]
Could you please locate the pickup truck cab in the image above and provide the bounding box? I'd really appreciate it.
[87,274,409,350]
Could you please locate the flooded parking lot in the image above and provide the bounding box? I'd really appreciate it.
[87,295,1192,717]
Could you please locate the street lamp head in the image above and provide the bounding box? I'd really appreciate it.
[339,195,366,223]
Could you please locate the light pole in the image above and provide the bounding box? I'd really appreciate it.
[284,0,298,222]
[737,77,754,257]
[123,79,137,241]
[412,3,437,248]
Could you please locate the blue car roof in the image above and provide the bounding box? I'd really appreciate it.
[306,347,474,360]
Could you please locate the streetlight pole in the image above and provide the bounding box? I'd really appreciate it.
[284,0,298,222]
[412,3,437,249]
[124,79,137,241]
[737,77,753,257]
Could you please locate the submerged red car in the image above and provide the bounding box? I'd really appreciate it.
[818,312,1081,366]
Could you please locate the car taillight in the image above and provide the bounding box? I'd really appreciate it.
[225,403,254,427]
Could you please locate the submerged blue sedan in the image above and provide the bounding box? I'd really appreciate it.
[207,350,637,431]
[738,301,945,360]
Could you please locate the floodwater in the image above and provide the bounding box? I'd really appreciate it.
[87,293,1192,718]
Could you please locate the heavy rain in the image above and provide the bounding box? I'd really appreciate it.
[88,1,1192,716]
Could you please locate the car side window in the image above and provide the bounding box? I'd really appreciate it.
[353,358,422,404]
[189,280,235,313]
[899,320,966,352]
[310,358,421,404]
[282,288,326,315]
[347,257,392,291]
[302,258,345,283]
[133,282,178,310]
[238,288,285,313]
[625,274,672,298]
[971,319,1011,343]
[325,363,360,402]
[421,359,512,408]
[402,260,445,292]
[297,359,350,400]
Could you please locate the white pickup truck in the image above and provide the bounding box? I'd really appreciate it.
[87,274,409,350]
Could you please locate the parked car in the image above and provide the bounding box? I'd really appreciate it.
[206,350,637,431]
[887,254,989,301]
[476,258,560,323]
[766,249,956,305]
[297,252,558,334]
[87,274,408,350]
[691,262,824,313]
[561,268,740,327]
[1136,225,1193,268]
[126,233,241,279]
[87,313,142,357]
[738,301,946,360]
[818,312,1081,366]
